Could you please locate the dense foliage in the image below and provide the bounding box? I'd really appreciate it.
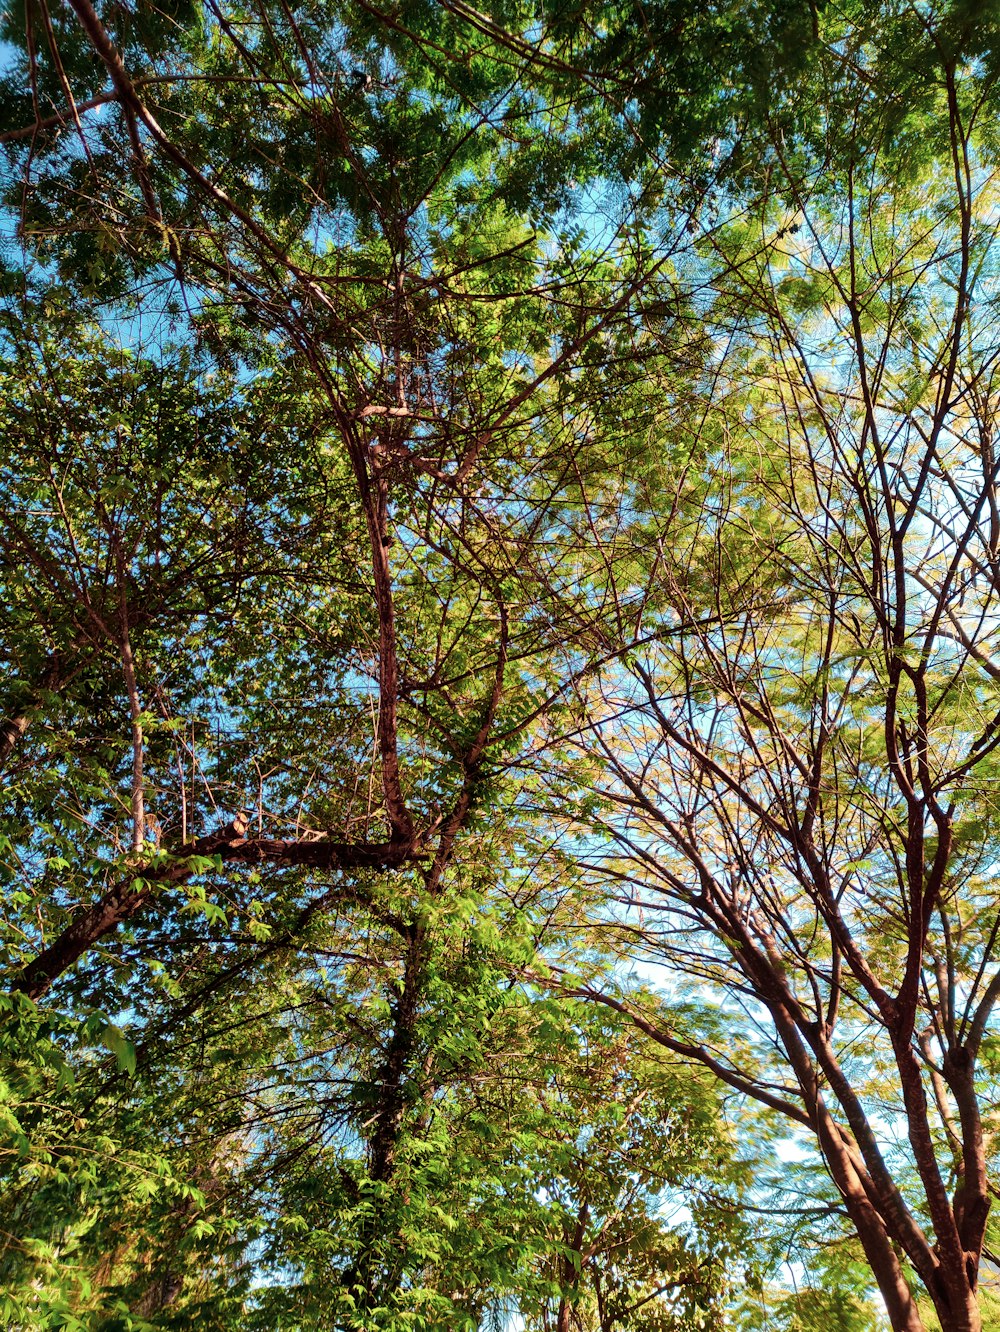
[5,1,1000,1330]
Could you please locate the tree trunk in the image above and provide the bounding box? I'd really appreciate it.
[928,1279,982,1332]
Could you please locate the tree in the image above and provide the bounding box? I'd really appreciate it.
[0,0,732,1001]
[11,0,1000,1327]
[547,9,1000,1330]
[0,0,751,1322]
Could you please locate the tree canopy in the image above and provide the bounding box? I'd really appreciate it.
[5,2,1000,1330]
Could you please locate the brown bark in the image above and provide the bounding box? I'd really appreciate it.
[946,1047,992,1269]
[12,818,415,1000]
[368,922,425,1184]
[118,584,145,853]
[556,1199,590,1332]
[765,1002,927,1332]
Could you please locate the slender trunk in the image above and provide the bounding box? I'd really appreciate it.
[345,924,426,1315]
[369,924,424,1183]
[766,1003,926,1331]
[814,1107,927,1331]
[945,1046,992,1268]
[556,1198,590,1332]
[362,457,413,844]
[117,574,145,853]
